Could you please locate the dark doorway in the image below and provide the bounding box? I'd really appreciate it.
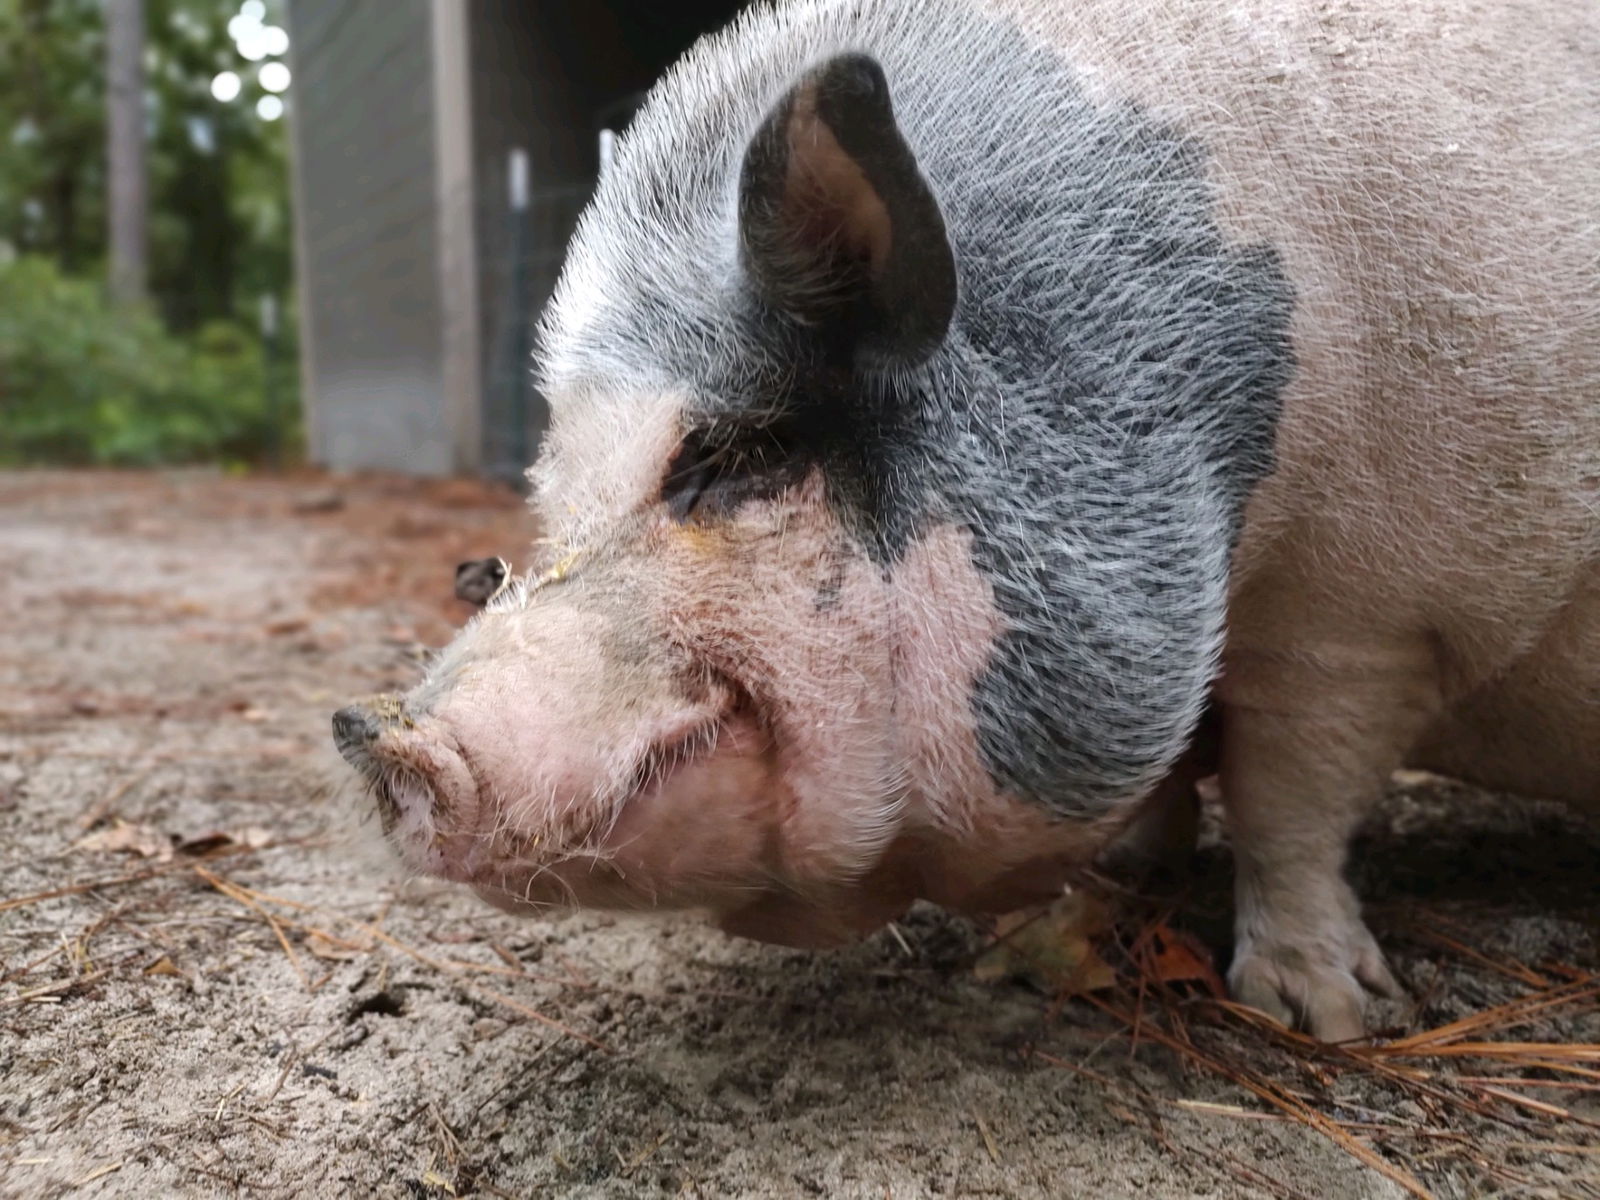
[471,0,745,481]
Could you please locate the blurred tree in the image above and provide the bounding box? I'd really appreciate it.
[0,0,298,465]
[0,0,106,274]
[0,0,291,329]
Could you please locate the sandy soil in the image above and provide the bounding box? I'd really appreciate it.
[2,469,1596,1200]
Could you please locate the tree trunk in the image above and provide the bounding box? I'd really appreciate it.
[105,0,147,305]
[53,169,79,272]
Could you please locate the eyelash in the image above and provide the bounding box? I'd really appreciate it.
[662,423,799,520]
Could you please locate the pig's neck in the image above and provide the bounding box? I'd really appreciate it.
[896,328,1280,820]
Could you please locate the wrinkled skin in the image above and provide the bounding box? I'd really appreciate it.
[338,477,1112,946]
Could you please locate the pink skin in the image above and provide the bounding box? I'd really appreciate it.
[350,465,1120,948]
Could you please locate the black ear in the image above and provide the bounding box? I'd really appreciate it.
[738,53,956,367]
[454,557,509,606]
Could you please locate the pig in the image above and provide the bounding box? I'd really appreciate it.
[333,0,1600,1041]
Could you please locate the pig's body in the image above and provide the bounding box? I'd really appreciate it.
[986,0,1600,1035]
[336,0,1599,1040]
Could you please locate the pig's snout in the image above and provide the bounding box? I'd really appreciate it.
[330,695,480,873]
[332,692,409,763]
[332,704,383,757]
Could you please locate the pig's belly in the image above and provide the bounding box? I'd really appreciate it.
[1410,561,1600,808]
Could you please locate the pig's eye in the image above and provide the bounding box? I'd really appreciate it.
[662,422,800,520]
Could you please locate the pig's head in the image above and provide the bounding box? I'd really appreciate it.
[334,14,1291,946]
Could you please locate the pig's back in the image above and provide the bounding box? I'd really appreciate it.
[996,0,1600,690]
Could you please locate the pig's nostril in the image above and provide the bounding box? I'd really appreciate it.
[332,705,382,755]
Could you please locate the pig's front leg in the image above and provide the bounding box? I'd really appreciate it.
[1220,646,1441,1041]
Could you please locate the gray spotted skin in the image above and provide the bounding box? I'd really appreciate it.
[537,0,1293,816]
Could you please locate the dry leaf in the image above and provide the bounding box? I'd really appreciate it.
[174,831,235,857]
[173,826,276,857]
[292,489,345,514]
[76,820,173,862]
[1141,924,1227,997]
[419,1169,457,1195]
[974,892,1116,994]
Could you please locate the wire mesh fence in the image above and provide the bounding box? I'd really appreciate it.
[479,177,594,485]
[478,95,644,485]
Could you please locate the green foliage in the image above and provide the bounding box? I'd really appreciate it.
[143,0,295,329]
[0,0,107,275]
[0,255,298,465]
[0,0,293,322]
[0,0,298,465]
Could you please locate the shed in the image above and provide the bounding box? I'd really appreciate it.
[284,0,741,478]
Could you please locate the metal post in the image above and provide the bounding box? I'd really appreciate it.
[507,147,531,477]
[106,0,148,305]
[260,293,280,469]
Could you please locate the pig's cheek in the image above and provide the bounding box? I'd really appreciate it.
[715,890,905,948]
[380,773,437,853]
[714,827,928,947]
[472,882,542,916]
[590,742,782,901]
[374,731,482,879]
[666,519,904,891]
[768,720,899,885]
[761,640,903,883]
[891,524,1009,839]
[885,524,1109,904]
[466,854,611,912]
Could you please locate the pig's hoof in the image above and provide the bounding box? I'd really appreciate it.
[1227,922,1402,1043]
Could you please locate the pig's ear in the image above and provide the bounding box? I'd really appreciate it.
[738,53,956,366]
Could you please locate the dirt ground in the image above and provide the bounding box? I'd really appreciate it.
[2,469,1597,1200]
